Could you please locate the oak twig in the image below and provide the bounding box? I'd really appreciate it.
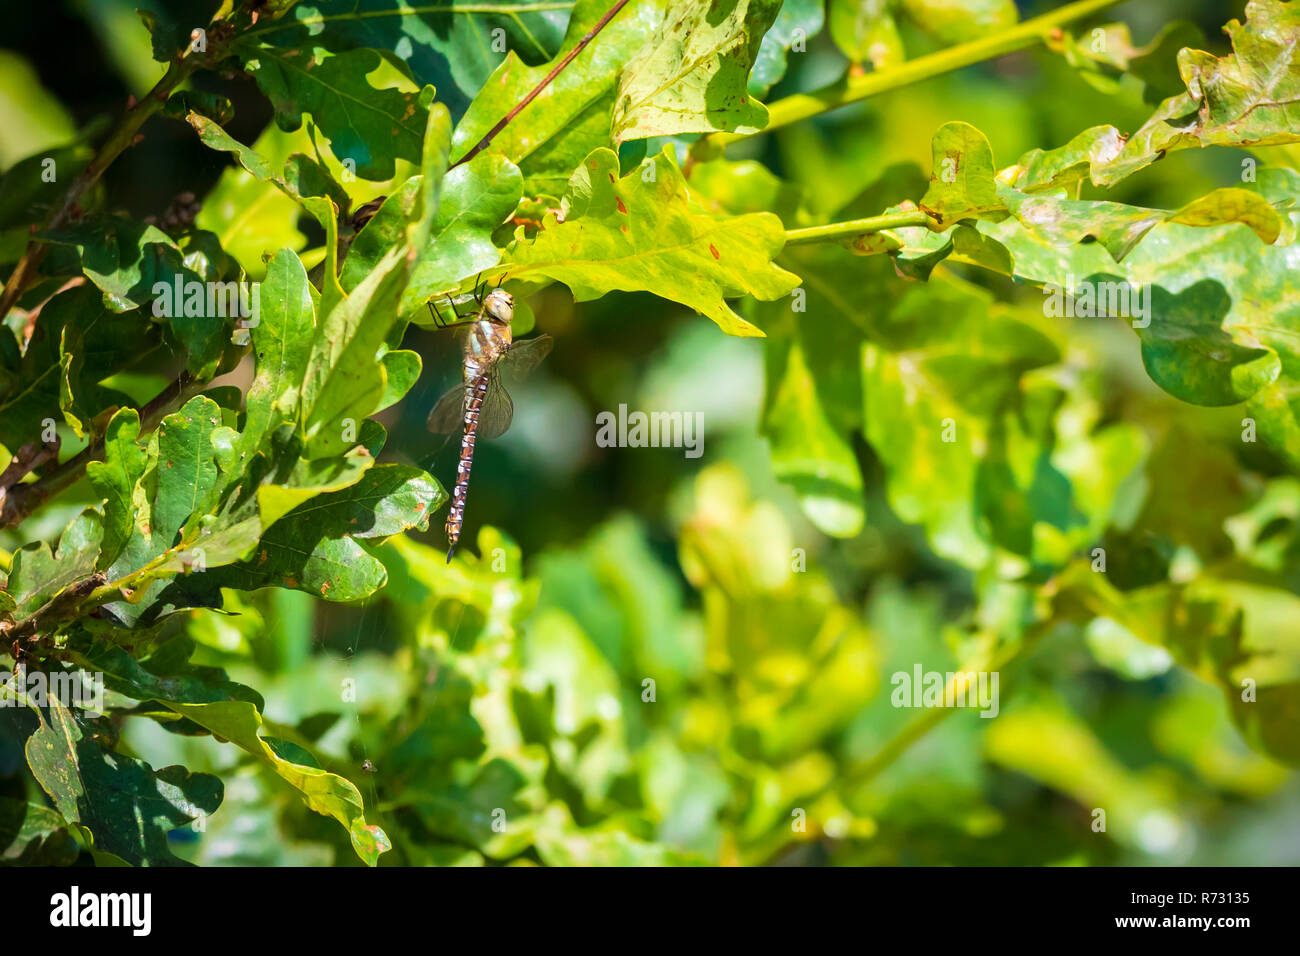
[0,16,249,321]
[0,374,192,531]
[784,211,936,246]
[697,0,1125,155]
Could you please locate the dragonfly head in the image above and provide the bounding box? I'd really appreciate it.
[483,288,514,324]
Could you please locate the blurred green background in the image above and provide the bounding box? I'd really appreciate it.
[3,0,1297,865]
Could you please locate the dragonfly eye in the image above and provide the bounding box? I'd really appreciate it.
[484,288,514,323]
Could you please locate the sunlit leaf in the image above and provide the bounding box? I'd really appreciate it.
[611,0,780,143]
[506,148,799,337]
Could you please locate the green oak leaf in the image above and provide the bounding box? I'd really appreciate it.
[71,639,264,713]
[1169,187,1284,245]
[612,0,779,143]
[86,408,149,569]
[1009,125,1129,193]
[753,0,827,94]
[999,185,1284,262]
[377,349,422,412]
[919,121,1005,226]
[152,395,229,548]
[23,694,221,866]
[241,0,573,115]
[238,248,316,463]
[202,464,444,601]
[159,698,389,865]
[300,245,409,458]
[236,46,425,181]
[828,0,902,71]
[38,219,231,375]
[898,0,1017,45]
[6,510,103,620]
[0,796,79,865]
[0,284,156,450]
[1014,1,1300,190]
[342,154,522,316]
[1132,279,1281,406]
[411,100,455,251]
[506,148,799,337]
[255,445,376,529]
[450,0,664,198]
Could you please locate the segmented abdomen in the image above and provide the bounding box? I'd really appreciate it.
[445,367,490,561]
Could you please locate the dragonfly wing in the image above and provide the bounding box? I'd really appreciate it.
[500,334,553,384]
[476,370,514,440]
[426,382,465,434]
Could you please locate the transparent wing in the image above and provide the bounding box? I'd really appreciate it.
[476,371,515,440]
[429,372,515,439]
[426,383,465,434]
[499,334,553,384]
[427,334,546,439]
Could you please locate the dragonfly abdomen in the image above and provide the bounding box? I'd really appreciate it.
[445,370,491,562]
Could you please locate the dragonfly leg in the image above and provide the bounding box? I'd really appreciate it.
[427,299,447,328]
[428,297,478,330]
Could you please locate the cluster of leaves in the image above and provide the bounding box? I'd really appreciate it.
[753,0,1300,769]
[2,0,1299,866]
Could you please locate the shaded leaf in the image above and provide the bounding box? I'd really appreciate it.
[0,796,79,865]
[6,511,103,620]
[202,464,444,601]
[24,695,220,866]
[86,408,149,568]
[243,0,573,115]
[161,698,389,864]
[238,248,315,462]
[752,0,827,94]
[236,46,425,181]
[343,155,522,315]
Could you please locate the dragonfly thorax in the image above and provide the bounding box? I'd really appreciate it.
[463,288,514,372]
[466,317,512,373]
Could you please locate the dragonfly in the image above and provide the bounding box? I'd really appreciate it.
[426,279,552,563]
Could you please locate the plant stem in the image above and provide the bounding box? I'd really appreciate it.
[0,373,193,531]
[785,211,935,245]
[451,0,633,169]
[0,9,253,322]
[700,0,1126,154]
[0,63,194,321]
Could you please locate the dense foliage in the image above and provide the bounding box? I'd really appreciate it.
[1,0,1298,866]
